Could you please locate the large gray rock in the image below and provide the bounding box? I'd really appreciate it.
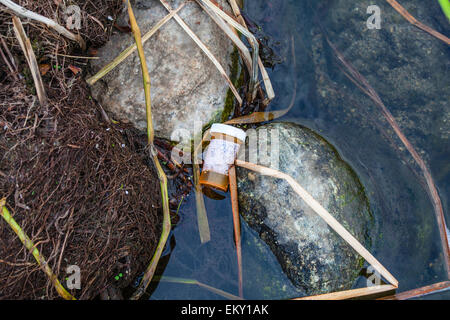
[236,122,373,295]
[89,0,235,140]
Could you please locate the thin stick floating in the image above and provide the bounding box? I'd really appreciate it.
[235,159,399,288]
[229,166,243,298]
[294,284,397,300]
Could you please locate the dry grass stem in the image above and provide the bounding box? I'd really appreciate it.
[125,0,171,300]
[386,0,450,45]
[227,0,275,101]
[229,166,243,298]
[196,0,253,74]
[0,0,85,48]
[12,16,47,105]
[294,284,397,300]
[86,2,186,85]
[0,198,76,300]
[235,159,399,288]
[199,0,259,100]
[326,36,450,279]
[159,0,242,105]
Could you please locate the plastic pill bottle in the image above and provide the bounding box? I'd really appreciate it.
[199,123,246,192]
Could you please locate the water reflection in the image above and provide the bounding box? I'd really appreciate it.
[149,0,449,299]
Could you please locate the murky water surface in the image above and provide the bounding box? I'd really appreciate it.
[148,0,450,299]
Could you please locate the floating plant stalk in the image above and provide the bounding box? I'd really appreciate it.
[125,1,171,300]
[155,276,243,300]
[326,36,450,279]
[193,129,211,244]
[235,160,399,288]
[295,284,397,300]
[227,0,275,102]
[0,198,76,300]
[380,281,450,300]
[229,166,243,298]
[438,0,450,21]
[386,0,450,45]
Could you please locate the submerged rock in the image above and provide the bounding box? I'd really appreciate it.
[236,122,373,295]
[311,0,450,153]
[89,0,235,140]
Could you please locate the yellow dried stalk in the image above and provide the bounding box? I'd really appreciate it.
[0,198,76,300]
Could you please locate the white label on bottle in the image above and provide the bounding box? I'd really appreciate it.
[203,139,240,175]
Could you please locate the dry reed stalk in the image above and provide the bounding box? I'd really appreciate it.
[386,0,450,45]
[199,0,259,101]
[55,53,99,60]
[156,276,243,300]
[1,38,18,72]
[229,166,243,298]
[225,35,296,124]
[125,1,171,300]
[294,284,397,300]
[86,3,185,85]
[235,159,399,288]
[379,281,450,300]
[193,129,211,243]
[0,198,76,300]
[0,41,18,80]
[191,36,296,244]
[12,16,47,106]
[195,0,253,75]
[227,0,275,102]
[326,37,450,279]
[159,0,242,105]
[0,0,85,49]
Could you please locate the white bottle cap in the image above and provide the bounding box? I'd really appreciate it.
[210,123,246,142]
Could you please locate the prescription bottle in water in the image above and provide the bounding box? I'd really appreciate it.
[199,124,246,192]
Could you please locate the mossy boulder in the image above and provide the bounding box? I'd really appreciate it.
[236,122,373,295]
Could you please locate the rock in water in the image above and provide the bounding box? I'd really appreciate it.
[236,122,373,295]
[311,0,450,150]
[89,0,235,140]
